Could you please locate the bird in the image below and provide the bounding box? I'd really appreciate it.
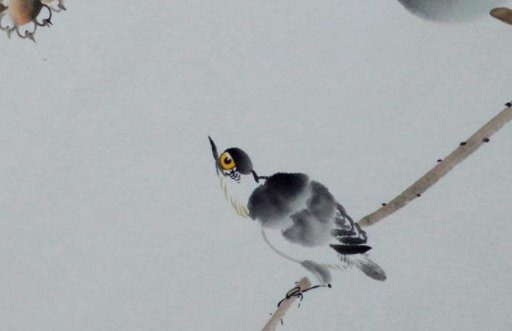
[397,0,509,22]
[208,137,386,286]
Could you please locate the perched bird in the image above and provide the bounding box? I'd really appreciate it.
[208,137,386,285]
[397,0,508,22]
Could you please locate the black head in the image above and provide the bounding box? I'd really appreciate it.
[209,136,261,183]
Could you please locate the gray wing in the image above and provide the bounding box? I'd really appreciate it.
[248,174,339,246]
[248,172,310,227]
[249,173,372,250]
[281,181,338,247]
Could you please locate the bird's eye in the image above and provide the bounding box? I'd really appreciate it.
[219,152,235,170]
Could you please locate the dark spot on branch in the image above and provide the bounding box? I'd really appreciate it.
[416,193,421,197]
[483,138,490,143]
[381,203,387,206]
[437,159,442,163]
[460,142,467,146]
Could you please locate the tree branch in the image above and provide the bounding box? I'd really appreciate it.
[490,7,512,25]
[262,105,512,327]
[358,104,512,228]
[261,277,311,331]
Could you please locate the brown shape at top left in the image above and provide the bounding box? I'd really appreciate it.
[0,0,66,42]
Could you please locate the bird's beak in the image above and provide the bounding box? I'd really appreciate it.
[208,136,220,175]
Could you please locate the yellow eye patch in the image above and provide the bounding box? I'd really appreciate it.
[219,152,235,170]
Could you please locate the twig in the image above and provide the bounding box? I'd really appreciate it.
[490,7,512,25]
[358,104,512,228]
[262,277,311,331]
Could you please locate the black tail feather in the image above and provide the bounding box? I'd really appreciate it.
[331,204,386,281]
[330,244,372,255]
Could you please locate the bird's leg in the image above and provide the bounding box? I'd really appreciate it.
[277,283,331,307]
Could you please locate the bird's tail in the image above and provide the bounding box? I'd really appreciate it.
[337,254,387,281]
[330,204,387,281]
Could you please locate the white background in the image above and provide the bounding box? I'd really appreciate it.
[1,1,511,330]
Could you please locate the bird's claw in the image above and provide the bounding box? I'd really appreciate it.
[277,286,304,307]
[276,283,331,307]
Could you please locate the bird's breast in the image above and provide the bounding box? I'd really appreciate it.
[248,173,313,229]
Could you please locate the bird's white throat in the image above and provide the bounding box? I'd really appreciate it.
[218,175,251,219]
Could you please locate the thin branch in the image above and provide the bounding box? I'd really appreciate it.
[262,277,311,331]
[490,7,512,25]
[358,104,512,228]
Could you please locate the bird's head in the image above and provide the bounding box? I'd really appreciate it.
[209,136,262,219]
[208,136,261,184]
